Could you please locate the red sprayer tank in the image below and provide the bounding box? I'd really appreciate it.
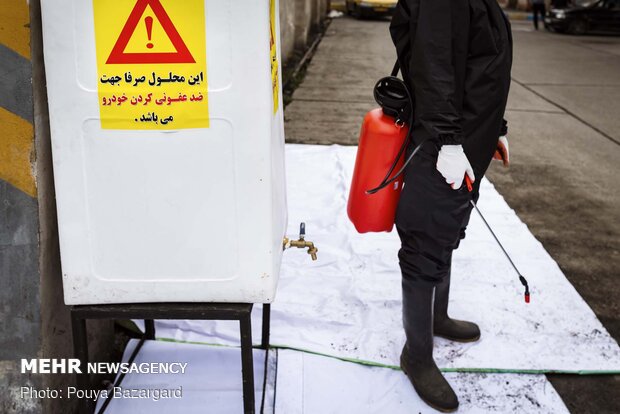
[347,108,409,233]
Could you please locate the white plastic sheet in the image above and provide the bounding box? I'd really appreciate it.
[95,339,275,414]
[276,349,569,414]
[98,340,569,413]
[148,144,620,373]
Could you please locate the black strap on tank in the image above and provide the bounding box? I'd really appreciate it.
[391,60,400,77]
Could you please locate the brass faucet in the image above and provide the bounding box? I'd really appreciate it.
[283,222,318,261]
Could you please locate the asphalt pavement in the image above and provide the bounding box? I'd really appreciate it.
[284,14,620,413]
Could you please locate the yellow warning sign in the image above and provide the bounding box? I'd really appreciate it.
[93,0,208,130]
[270,0,279,114]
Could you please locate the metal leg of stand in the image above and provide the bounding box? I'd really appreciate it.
[261,304,271,349]
[144,319,155,340]
[240,313,255,414]
[259,304,271,414]
[70,304,256,413]
[71,311,94,414]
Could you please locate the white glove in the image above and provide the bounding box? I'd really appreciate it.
[436,144,475,190]
[493,136,509,167]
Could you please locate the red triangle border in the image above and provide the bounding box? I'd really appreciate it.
[106,0,195,64]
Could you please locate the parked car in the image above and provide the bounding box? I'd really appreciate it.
[345,0,397,18]
[545,0,620,34]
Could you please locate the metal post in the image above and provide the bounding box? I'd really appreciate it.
[71,310,94,414]
[144,319,155,340]
[239,313,255,414]
[261,304,271,349]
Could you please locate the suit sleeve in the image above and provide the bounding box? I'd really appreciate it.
[408,0,464,145]
[389,0,413,81]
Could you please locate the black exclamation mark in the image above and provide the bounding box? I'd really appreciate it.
[145,16,154,49]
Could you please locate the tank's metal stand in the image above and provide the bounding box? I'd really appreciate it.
[71,303,271,414]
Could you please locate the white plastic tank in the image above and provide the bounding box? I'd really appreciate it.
[41,0,287,305]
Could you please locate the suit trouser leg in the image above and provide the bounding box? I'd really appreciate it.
[396,143,474,288]
[395,143,475,412]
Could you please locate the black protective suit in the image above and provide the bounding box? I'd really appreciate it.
[390,0,513,287]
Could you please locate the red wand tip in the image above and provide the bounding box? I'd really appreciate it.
[519,276,530,304]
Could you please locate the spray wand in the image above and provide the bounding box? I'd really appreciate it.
[465,176,530,303]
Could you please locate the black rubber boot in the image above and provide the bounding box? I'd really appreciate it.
[401,282,459,412]
[434,270,481,343]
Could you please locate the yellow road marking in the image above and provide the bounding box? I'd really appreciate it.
[0,107,36,197]
[0,0,30,59]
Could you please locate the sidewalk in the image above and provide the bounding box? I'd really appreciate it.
[284,16,392,145]
[284,13,529,147]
